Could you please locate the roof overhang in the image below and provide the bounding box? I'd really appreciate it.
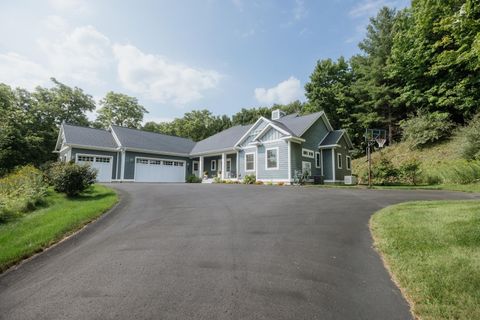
[318,144,341,149]
[233,116,270,147]
[189,147,237,157]
[124,147,190,157]
[252,122,292,141]
[66,144,121,152]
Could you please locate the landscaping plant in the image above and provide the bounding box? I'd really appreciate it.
[48,162,97,197]
[242,174,256,184]
[186,175,202,183]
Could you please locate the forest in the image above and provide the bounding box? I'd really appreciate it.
[1,0,479,175]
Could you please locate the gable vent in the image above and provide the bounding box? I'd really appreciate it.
[271,109,286,120]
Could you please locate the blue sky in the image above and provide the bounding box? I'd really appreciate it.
[0,0,409,122]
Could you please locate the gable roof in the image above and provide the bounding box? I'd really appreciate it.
[319,130,354,149]
[274,111,327,137]
[62,124,118,149]
[190,124,252,155]
[110,125,196,155]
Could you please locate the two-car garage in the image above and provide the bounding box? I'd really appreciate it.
[134,157,186,183]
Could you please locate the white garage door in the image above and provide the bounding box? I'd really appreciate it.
[76,155,113,183]
[135,158,185,183]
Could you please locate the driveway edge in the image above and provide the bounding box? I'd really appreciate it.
[0,186,127,279]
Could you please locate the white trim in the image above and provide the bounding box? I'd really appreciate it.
[324,179,344,183]
[68,144,120,152]
[75,153,114,183]
[199,156,204,178]
[226,158,232,173]
[121,149,126,180]
[116,151,120,179]
[287,140,292,182]
[190,147,236,156]
[302,161,312,175]
[221,153,226,179]
[124,147,189,157]
[302,148,315,159]
[109,126,123,147]
[234,116,270,147]
[255,146,258,177]
[319,144,340,149]
[253,123,290,141]
[346,155,351,171]
[245,151,255,172]
[236,151,239,178]
[315,151,321,168]
[192,160,199,177]
[211,159,217,171]
[337,153,343,169]
[331,149,336,181]
[265,147,279,170]
[320,149,324,176]
[133,156,187,183]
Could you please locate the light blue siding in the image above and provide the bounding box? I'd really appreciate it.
[239,120,268,147]
[257,141,289,180]
[259,127,284,142]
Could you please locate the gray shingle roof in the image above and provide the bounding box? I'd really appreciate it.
[111,125,196,155]
[319,130,344,146]
[275,111,324,137]
[63,124,118,149]
[190,124,252,155]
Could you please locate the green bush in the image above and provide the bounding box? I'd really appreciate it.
[0,165,47,222]
[243,174,256,184]
[48,162,97,197]
[186,175,202,183]
[372,156,399,185]
[213,176,224,183]
[461,114,480,160]
[399,159,422,185]
[400,112,454,149]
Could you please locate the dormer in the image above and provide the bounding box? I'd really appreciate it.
[271,109,286,120]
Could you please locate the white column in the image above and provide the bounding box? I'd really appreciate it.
[120,149,126,181]
[320,149,324,176]
[287,140,292,183]
[236,151,239,180]
[199,156,204,179]
[221,153,226,180]
[331,148,336,182]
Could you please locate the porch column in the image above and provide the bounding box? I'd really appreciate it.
[221,152,226,180]
[236,151,239,179]
[199,156,204,179]
[331,148,336,182]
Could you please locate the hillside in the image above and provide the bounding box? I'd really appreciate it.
[352,130,480,185]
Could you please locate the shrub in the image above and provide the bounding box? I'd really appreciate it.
[243,174,256,184]
[48,162,97,197]
[213,176,223,183]
[372,156,399,185]
[255,180,264,185]
[399,159,422,185]
[461,114,480,160]
[186,175,202,183]
[0,165,47,222]
[400,112,454,149]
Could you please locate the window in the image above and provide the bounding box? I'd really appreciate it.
[302,161,311,176]
[78,155,94,162]
[245,153,255,171]
[337,153,343,169]
[211,160,216,171]
[136,158,149,164]
[346,156,351,170]
[265,147,278,170]
[150,160,162,165]
[315,152,321,168]
[226,158,232,172]
[302,148,314,158]
[164,161,174,166]
[193,162,199,171]
[95,157,110,163]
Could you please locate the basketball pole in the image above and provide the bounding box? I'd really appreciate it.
[367,142,372,188]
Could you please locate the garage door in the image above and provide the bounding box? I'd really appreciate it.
[135,158,185,182]
[76,155,113,182]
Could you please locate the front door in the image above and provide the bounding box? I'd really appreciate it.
[192,161,199,177]
[226,158,232,178]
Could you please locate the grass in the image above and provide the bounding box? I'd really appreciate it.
[0,184,118,273]
[311,183,480,193]
[371,200,480,320]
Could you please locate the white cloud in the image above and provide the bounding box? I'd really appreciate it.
[113,44,221,105]
[48,0,89,12]
[37,25,112,85]
[0,52,49,89]
[293,0,307,21]
[254,77,303,105]
[349,0,406,18]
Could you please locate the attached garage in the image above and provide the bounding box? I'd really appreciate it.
[134,157,186,183]
[76,154,113,182]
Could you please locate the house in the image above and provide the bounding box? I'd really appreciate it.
[54,110,353,184]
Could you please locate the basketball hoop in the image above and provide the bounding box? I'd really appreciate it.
[376,138,386,148]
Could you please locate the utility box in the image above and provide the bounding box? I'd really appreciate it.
[344,175,357,185]
[313,175,324,185]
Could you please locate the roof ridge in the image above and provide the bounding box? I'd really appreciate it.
[111,124,195,143]
[63,123,110,133]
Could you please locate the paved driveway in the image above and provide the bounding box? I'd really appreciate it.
[0,184,478,320]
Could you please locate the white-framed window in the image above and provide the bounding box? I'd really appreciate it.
[150,160,162,165]
[346,156,351,170]
[245,152,255,171]
[164,161,174,166]
[211,159,217,171]
[315,152,321,168]
[337,153,343,169]
[95,157,111,163]
[136,158,149,164]
[226,158,232,172]
[78,155,94,162]
[193,161,199,171]
[302,148,314,158]
[265,147,279,170]
[302,161,312,176]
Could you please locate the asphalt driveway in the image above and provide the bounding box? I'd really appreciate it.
[0,184,478,320]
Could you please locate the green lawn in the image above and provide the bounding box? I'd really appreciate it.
[0,184,118,273]
[371,200,480,320]
[311,183,480,193]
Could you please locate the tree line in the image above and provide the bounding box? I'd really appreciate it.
[1,0,478,175]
